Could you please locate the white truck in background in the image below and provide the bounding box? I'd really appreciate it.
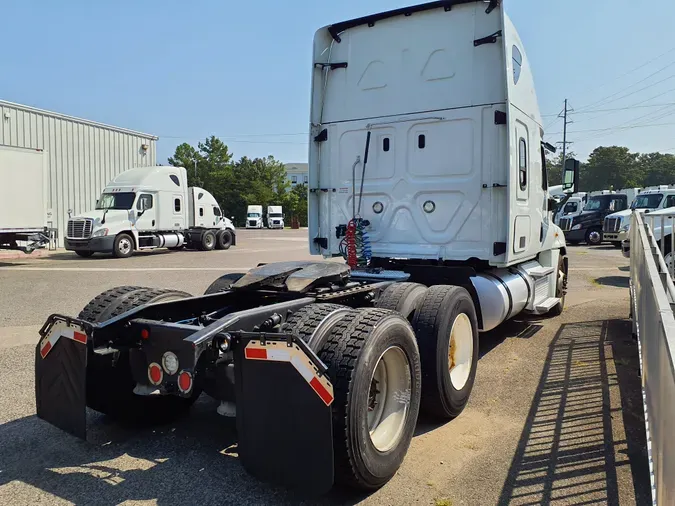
[267,206,284,229]
[246,205,264,229]
[65,166,236,258]
[0,145,52,253]
[554,192,587,226]
[604,186,675,247]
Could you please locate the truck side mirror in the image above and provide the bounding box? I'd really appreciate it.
[548,198,558,212]
[563,158,580,193]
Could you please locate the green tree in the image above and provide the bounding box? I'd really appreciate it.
[639,152,675,187]
[284,183,308,227]
[582,146,642,192]
[546,151,576,188]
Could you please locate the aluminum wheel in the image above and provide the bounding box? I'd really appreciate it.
[118,237,132,255]
[205,234,215,248]
[587,230,602,245]
[367,346,411,452]
[448,313,474,390]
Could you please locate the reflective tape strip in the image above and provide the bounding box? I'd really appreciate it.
[39,325,87,359]
[245,341,334,406]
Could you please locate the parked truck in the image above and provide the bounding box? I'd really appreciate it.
[558,188,640,245]
[0,145,51,253]
[554,192,587,226]
[603,186,675,247]
[245,205,264,229]
[34,1,579,495]
[64,166,236,258]
[267,206,284,229]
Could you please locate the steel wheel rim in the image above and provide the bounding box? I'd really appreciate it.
[589,231,601,244]
[367,346,411,452]
[205,234,214,248]
[119,238,132,255]
[449,313,473,390]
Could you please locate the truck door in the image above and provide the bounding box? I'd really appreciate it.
[134,194,157,231]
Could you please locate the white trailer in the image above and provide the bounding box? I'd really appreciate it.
[64,166,236,258]
[246,205,264,229]
[267,206,284,229]
[0,145,51,252]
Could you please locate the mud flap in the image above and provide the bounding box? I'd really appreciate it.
[35,317,89,439]
[234,335,334,495]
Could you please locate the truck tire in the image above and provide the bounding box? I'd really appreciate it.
[204,273,246,294]
[215,229,233,250]
[79,287,199,424]
[585,228,602,246]
[113,233,134,258]
[78,286,193,323]
[200,230,216,251]
[413,285,479,420]
[76,251,94,258]
[548,255,568,317]
[375,282,427,321]
[317,308,422,490]
[279,303,351,351]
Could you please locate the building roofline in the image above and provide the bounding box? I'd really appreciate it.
[0,99,159,140]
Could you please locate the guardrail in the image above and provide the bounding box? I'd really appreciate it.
[630,210,675,505]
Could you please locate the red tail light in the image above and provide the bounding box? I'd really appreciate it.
[148,362,163,385]
[178,371,193,394]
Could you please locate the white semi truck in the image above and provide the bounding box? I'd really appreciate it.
[604,186,675,247]
[65,166,236,258]
[246,205,264,229]
[34,1,579,495]
[0,145,51,253]
[267,206,284,229]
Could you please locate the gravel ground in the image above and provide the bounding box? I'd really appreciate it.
[0,235,651,505]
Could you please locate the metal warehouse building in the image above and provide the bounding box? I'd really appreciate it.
[0,100,158,247]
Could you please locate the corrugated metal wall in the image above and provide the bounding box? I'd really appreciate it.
[0,100,157,247]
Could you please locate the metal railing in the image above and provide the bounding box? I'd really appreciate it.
[630,210,675,505]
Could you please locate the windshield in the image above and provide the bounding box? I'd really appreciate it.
[563,202,578,213]
[631,194,663,209]
[248,213,261,218]
[96,192,136,210]
[270,213,283,218]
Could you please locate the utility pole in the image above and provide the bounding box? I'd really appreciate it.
[557,99,574,184]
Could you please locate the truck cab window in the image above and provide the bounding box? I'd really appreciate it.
[513,46,522,84]
[136,194,153,211]
[213,207,221,217]
[519,138,527,190]
[666,195,675,208]
[174,198,181,213]
[540,146,547,191]
[199,208,204,217]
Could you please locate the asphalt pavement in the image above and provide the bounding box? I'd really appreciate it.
[0,233,651,505]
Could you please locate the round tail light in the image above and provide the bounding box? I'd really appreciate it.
[178,371,193,394]
[148,363,163,385]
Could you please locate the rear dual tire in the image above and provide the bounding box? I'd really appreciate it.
[282,305,422,490]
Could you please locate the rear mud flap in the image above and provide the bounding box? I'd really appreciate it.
[234,335,334,495]
[35,317,89,439]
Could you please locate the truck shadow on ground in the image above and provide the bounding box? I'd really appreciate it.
[497,319,651,505]
[594,275,630,288]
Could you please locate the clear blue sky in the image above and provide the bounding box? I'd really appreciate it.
[2,0,675,163]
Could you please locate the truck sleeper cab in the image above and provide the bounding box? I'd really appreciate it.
[34,1,579,497]
[65,166,236,258]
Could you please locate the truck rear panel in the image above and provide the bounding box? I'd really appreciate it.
[309,1,548,267]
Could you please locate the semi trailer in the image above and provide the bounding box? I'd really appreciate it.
[64,166,236,258]
[0,145,52,253]
[34,0,579,495]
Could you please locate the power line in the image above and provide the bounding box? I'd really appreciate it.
[576,71,675,113]
[576,58,675,112]
[548,121,675,135]
[160,132,308,139]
